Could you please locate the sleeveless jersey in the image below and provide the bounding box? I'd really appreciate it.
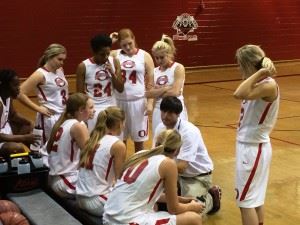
[48,119,80,176]
[0,97,10,132]
[76,135,119,197]
[237,78,279,143]
[114,49,146,100]
[104,155,166,223]
[36,67,68,113]
[83,56,116,105]
[153,62,184,107]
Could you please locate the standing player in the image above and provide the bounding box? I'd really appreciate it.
[103,129,203,225]
[0,69,39,157]
[47,93,94,198]
[18,44,68,145]
[110,28,154,152]
[154,96,221,216]
[234,45,279,225]
[146,34,188,136]
[76,34,124,132]
[76,106,126,216]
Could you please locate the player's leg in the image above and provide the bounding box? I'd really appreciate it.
[77,195,105,216]
[255,205,264,225]
[176,211,202,225]
[240,207,258,225]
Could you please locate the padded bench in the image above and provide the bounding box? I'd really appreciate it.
[7,189,82,225]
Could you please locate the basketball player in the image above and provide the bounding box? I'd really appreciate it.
[0,69,39,157]
[154,96,221,215]
[110,28,154,152]
[18,44,68,145]
[76,34,124,132]
[234,45,279,225]
[147,34,188,136]
[103,129,203,225]
[47,93,94,198]
[76,106,126,216]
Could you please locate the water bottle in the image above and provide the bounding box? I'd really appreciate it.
[30,152,44,168]
[0,157,8,173]
[30,127,43,152]
[17,158,30,175]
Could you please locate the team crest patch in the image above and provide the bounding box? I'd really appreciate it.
[55,77,66,87]
[122,60,135,69]
[172,13,198,41]
[156,75,168,86]
[95,70,109,81]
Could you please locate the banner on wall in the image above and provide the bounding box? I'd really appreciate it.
[172,13,198,41]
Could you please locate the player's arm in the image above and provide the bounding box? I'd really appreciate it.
[110,140,126,180]
[76,62,86,93]
[70,122,89,150]
[8,101,33,127]
[111,57,124,93]
[160,158,203,214]
[177,159,189,174]
[144,52,155,115]
[234,68,277,101]
[18,71,52,117]
[162,63,185,97]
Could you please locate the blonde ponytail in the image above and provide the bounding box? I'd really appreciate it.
[121,129,181,174]
[152,34,176,58]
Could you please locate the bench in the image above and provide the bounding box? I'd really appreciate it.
[7,189,82,225]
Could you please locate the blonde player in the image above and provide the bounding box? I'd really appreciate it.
[76,34,124,132]
[18,44,68,145]
[110,28,154,152]
[146,34,188,136]
[47,93,94,198]
[103,129,203,225]
[0,69,39,157]
[76,106,126,216]
[234,45,279,225]
[154,96,221,216]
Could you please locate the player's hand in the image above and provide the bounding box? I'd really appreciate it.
[38,106,53,117]
[189,200,206,214]
[104,61,114,76]
[110,32,118,44]
[23,134,41,144]
[261,57,276,76]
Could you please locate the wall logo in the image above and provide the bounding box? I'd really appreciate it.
[172,13,198,41]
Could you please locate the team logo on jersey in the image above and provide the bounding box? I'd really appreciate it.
[122,60,135,69]
[172,13,198,41]
[55,77,66,87]
[95,70,109,81]
[156,75,168,86]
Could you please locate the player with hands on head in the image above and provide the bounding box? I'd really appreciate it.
[110,28,155,152]
[233,44,279,225]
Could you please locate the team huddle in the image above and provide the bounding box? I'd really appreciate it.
[0,28,279,225]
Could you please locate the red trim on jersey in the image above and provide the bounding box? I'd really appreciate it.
[258,102,272,124]
[89,57,95,64]
[37,85,48,101]
[40,114,46,144]
[105,156,114,181]
[240,143,262,201]
[155,218,170,225]
[99,195,107,201]
[148,179,162,203]
[59,175,75,190]
[70,139,75,162]
[41,66,50,72]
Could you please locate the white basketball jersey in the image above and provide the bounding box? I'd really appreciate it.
[0,97,10,132]
[76,135,119,197]
[114,49,146,100]
[37,67,68,113]
[237,78,279,143]
[104,155,166,224]
[83,57,116,105]
[48,119,80,176]
[154,62,184,107]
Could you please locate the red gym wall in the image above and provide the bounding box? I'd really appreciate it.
[1,0,300,77]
